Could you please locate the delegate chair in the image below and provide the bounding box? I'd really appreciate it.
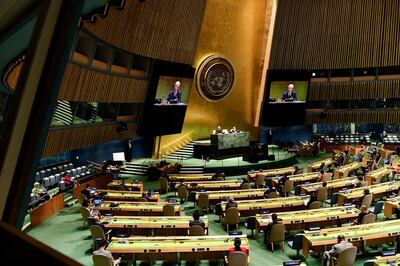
[370,200,384,216]
[316,187,328,205]
[163,205,175,216]
[288,233,304,258]
[188,225,205,236]
[241,183,251,190]
[326,193,339,207]
[197,193,209,213]
[293,185,301,196]
[268,191,279,198]
[159,177,169,193]
[268,223,285,252]
[92,254,120,266]
[283,180,294,197]
[322,173,332,182]
[255,175,265,188]
[361,213,376,224]
[361,194,373,208]
[224,251,248,266]
[330,246,357,266]
[177,185,189,203]
[224,207,240,232]
[138,197,148,202]
[78,194,87,205]
[80,207,91,227]
[89,225,111,249]
[216,176,225,181]
[308,201,321,209]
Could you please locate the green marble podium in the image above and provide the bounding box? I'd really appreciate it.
[210,132,250,150]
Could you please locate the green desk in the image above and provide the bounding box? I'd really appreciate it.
[247,167,295,181]
[95,189,159,202]
[271,172,320,187]
[184,180,242,191]
[337,181,399,205]
[194,188,267,205]
[219,196,310,217]
[384,195,400,218]
[374,254,400,266]
[107,235,249,265]
[94,201,180,216]
[300,177,358,194]
[107,180,144,192]
[100,215,208,236]
[303,220,400,257]
[333,162,361,179]
[255,206,359,235]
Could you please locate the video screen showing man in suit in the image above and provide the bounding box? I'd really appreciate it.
[268,81,308,103]
[167,81,182,103]
[281,83,297,102]
[154,76,192,105]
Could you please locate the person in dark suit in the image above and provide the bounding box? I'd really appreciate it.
[264,213,279,244]
[81,184,92,199]
[189,210,205,228]
[167,81,181,103]
[215,126,223,134]
[353,188,370,208]
[277,175,288,195]
[281,83,297,102]
[225,197,238,211]
[353,205,369,225]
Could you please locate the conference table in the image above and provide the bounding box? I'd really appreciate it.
[93,201,180,216]
[107,235,249,265]
[99,216,208,236]
[365,167,394,185]
[183,180,242,191]
[333,162,361,179]
[384,195,400,218]
[247,167,296,181]
[302,220,400,257]
[107,180,144,192]
[300,177,359,194]
[307,158,334,172]
[169,173,214,182]
[271,172,320,187]
[211,132,250,149]
[190,188,267,205]
[94,189,160,202]
[255,205,360,236]
[374,254,400,266]
[216,195,310,217]
[337,181,399,205]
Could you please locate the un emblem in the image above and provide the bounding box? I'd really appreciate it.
[196,55,234,101]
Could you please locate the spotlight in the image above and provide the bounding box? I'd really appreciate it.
[311,72,316,77]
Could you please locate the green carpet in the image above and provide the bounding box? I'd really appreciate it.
[26,152,390,265]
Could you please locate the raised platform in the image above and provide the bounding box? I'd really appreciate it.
[129,145,297,176]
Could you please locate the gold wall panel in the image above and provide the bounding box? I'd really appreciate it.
[159,0,274,150]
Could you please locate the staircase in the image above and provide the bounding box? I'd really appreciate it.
[79,0,125,27]
[179,165,204,174]
[164,142,194,161]
[119,161,148,176]
[52,100,73,125]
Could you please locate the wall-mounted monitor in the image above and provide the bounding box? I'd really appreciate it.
[154,76,192,105]
[268,81,309,103]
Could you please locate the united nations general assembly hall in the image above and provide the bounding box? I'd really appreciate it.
[2,0,400,265]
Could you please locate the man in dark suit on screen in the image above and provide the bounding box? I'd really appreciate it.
[281,83,297,102]
[167,81,182,103]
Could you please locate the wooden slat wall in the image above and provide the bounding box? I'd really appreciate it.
[42,123,137,157]
[270,0,400,70]
[83,0,206,65]
[58,62,148,103]
[308,79,400,101]
[306,109,400,124]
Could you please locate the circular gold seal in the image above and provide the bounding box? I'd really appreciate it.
[196,55,234,101]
